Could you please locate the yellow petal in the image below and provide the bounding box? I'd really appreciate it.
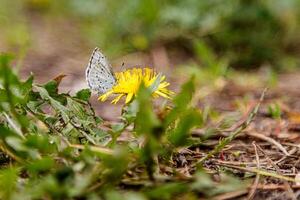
[112,94,124,104]
[155,91,169,98]
[97,68,173,104]
[125,93,134,104]
[98,90,113,101]
[98,94,108,101]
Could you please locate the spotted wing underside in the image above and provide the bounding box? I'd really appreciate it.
[85,47,116,94]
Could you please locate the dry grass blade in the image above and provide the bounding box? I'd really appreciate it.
[256,145,297,200]
[247,142,260,200]
[218,163,296,182]
[275,147,298,164]
[0,140,25,163]
[197,88,267,166]
[69,144,114,155]
[252,184,300,190]
[3,112,24,139]
[212,189,248,200]
[246,131,289,156]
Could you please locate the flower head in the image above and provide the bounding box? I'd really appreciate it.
[98,68,173,104]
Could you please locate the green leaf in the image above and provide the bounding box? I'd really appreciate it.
[191,171,246,197]
[66,97,87,120]
[24,134,56,153]
[145,182,188,200]
[35,86,69,123]
[27,157,55,174]
[5,136,27,151]
[268,103,281,119]
[134,84,160,136]
[193,39,216,67]
[21,74,34,96]
[106,191,147,200]
[133,84,162,179]
[0,124,22,139]
[75,89,91,102]
[0,54,30,130]
[173,76,195,108]
[165,76,195,128]
[0,167,19,200]
[168,108,203,147]
[122,100,139,123]
[43,80,58,96]
[101,146,130,185]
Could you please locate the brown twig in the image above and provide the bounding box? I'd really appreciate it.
[256,145,296,200]
[245,131,289,156]
[247,142,260,200]
[275,147,298,164]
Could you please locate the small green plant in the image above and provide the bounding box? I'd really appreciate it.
[268,103,282,120]
[0,54,255,199]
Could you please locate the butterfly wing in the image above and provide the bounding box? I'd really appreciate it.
[86,47,116,94]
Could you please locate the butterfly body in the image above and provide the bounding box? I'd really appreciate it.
[86,48,116,94]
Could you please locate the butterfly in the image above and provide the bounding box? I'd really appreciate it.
[85,47,116,94]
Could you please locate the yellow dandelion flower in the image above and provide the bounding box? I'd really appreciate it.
[98,68,173,104]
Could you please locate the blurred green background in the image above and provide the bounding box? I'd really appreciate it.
[2,1,300,199]
[1,0,300,71]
